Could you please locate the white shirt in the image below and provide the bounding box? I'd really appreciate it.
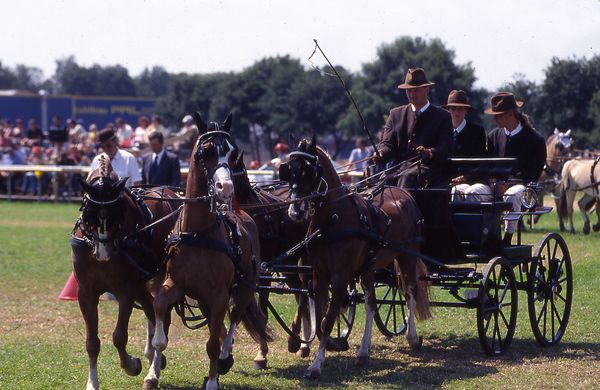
[410,101,430,115]
[505,123,523,137]
[454,119,467,134]
[152,149,165,166]
[90,149,141,186]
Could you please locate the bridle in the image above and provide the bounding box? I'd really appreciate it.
[282,151,329,216]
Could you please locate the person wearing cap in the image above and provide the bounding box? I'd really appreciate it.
[444,90,488,201]
[174,114,199,155]
[485,92,546,244]
[89,128,142,186]
[373,68,453,188]
[269,142,289,169]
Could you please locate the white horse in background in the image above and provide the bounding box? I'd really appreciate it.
[558,156,600,234]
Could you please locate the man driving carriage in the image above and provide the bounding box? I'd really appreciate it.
[372,68,454,188]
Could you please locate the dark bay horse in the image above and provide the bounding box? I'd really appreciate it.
[71,153,180,390]
[148,113,272,390]
[279,137,430,379]
[231,152,315,357]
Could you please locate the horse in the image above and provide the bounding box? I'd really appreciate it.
[148,112,272,390]
[535,129,573,223]
[279,137,430,379]
[558,157,600,234]
[71,154,181,390]
[230,152,315,357]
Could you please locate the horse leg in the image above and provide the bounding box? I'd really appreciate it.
[578,195,591,234]
[303,273,330,380]
[78,288,101,390]
[593,200,600,232]
[218,322,237,374]
[356,271,375,367]
[147,279,181,390]
[113,295,142,376]
[397,257,426,351]
[204,296,229,390]
[140,294,168,390]
[566,190,576,234]
[298,299,312,358]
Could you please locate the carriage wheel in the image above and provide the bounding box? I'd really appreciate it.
[373,270,407,337]
[330,282,357,342]
[477,257,518,356]
[263,280,317,345]
[528,233,573,347]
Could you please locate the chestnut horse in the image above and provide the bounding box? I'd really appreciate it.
[148,113,272,390]
[71,154,181,390]
[279,137,430,379]
[231,152,315,357]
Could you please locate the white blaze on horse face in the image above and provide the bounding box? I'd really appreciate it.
[212,138,235,202]
[96,217,110,262]
[288,193,307,222]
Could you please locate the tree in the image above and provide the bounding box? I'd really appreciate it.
[135,66,170,97]
[0,61,45,91]
[339,36,480,136]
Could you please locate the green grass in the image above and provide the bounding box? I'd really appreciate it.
[1,201,600,389]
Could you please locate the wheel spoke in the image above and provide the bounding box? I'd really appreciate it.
[555,291,567,304]
[552,240,559,262]
[499,308,510,329]
[391,288,398,332]
[495,312,504,349]
[498,278,510,304]
[377,286,391,311]
[551,294,563,329]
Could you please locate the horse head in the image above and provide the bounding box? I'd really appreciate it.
[78,154,128,262]
[553,128,574,155]
[193,111,238,204]
[279,135,324,222]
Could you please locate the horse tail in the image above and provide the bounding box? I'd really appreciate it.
[413,258,431,321]
[240,293,274,344]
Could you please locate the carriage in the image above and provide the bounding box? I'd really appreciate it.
[72,119,573,389]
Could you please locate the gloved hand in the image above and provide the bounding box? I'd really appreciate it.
[372,153,382,165]
[415,146,433,160]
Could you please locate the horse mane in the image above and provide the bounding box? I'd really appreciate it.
[297,139,342,188]
[88,153,118,182]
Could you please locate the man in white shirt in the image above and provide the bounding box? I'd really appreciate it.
[89,128,141,186]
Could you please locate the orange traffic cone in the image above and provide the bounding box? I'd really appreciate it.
[59,272,78,301]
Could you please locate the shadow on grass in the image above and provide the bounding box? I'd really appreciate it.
[261,336,600,389]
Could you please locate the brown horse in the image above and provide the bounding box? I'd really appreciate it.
[148,113,272,390]
[231,152,315,357]
[71,154,181,390]
[279,137,430,379]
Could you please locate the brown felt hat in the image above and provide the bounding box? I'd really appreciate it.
[484,92,524,115]
[397,68,435,89]
[443,90,471,109]
[97,128,117,143]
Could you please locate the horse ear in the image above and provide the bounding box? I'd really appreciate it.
[289,132,298,148]
[309,133,317,153]
[194,111,207,134]
[554,128,559,135]
[223,113,233,133]
[565,129,571,137]
[113,177,128,192]
[78,176,94,194]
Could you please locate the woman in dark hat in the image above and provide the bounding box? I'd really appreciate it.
[445,90,488,201]
[373,67,453,188]
[485,92,546,244]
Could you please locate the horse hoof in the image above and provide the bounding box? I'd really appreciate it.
[253,358,268,370]
[303,369,320,380]
[202,376,219,390]
[583,225,591,235]
[296,346,310,358]
[408,336,423,351]
[593,225,600,232]
[125,357,142,376]
[287,337,301,353]
[142,378,159,390]
[160,354,167,370]
[326,337,349,352]
[356,355,369,367]
[218,354,234,375]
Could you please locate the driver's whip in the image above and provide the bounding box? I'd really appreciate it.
[309,39,381,159]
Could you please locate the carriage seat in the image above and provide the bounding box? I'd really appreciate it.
[450,157,518,177]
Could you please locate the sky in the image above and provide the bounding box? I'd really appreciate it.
[2,0,600,90]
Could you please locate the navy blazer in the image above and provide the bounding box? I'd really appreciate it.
[141,150,181,187]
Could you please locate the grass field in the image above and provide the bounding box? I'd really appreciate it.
[1,201,600,389]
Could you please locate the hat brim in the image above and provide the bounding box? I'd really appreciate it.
[397,81,435,89]
[484,100,524,115]
[443,103,471,109]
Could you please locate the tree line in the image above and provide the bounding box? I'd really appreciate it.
[2,36,600,148]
